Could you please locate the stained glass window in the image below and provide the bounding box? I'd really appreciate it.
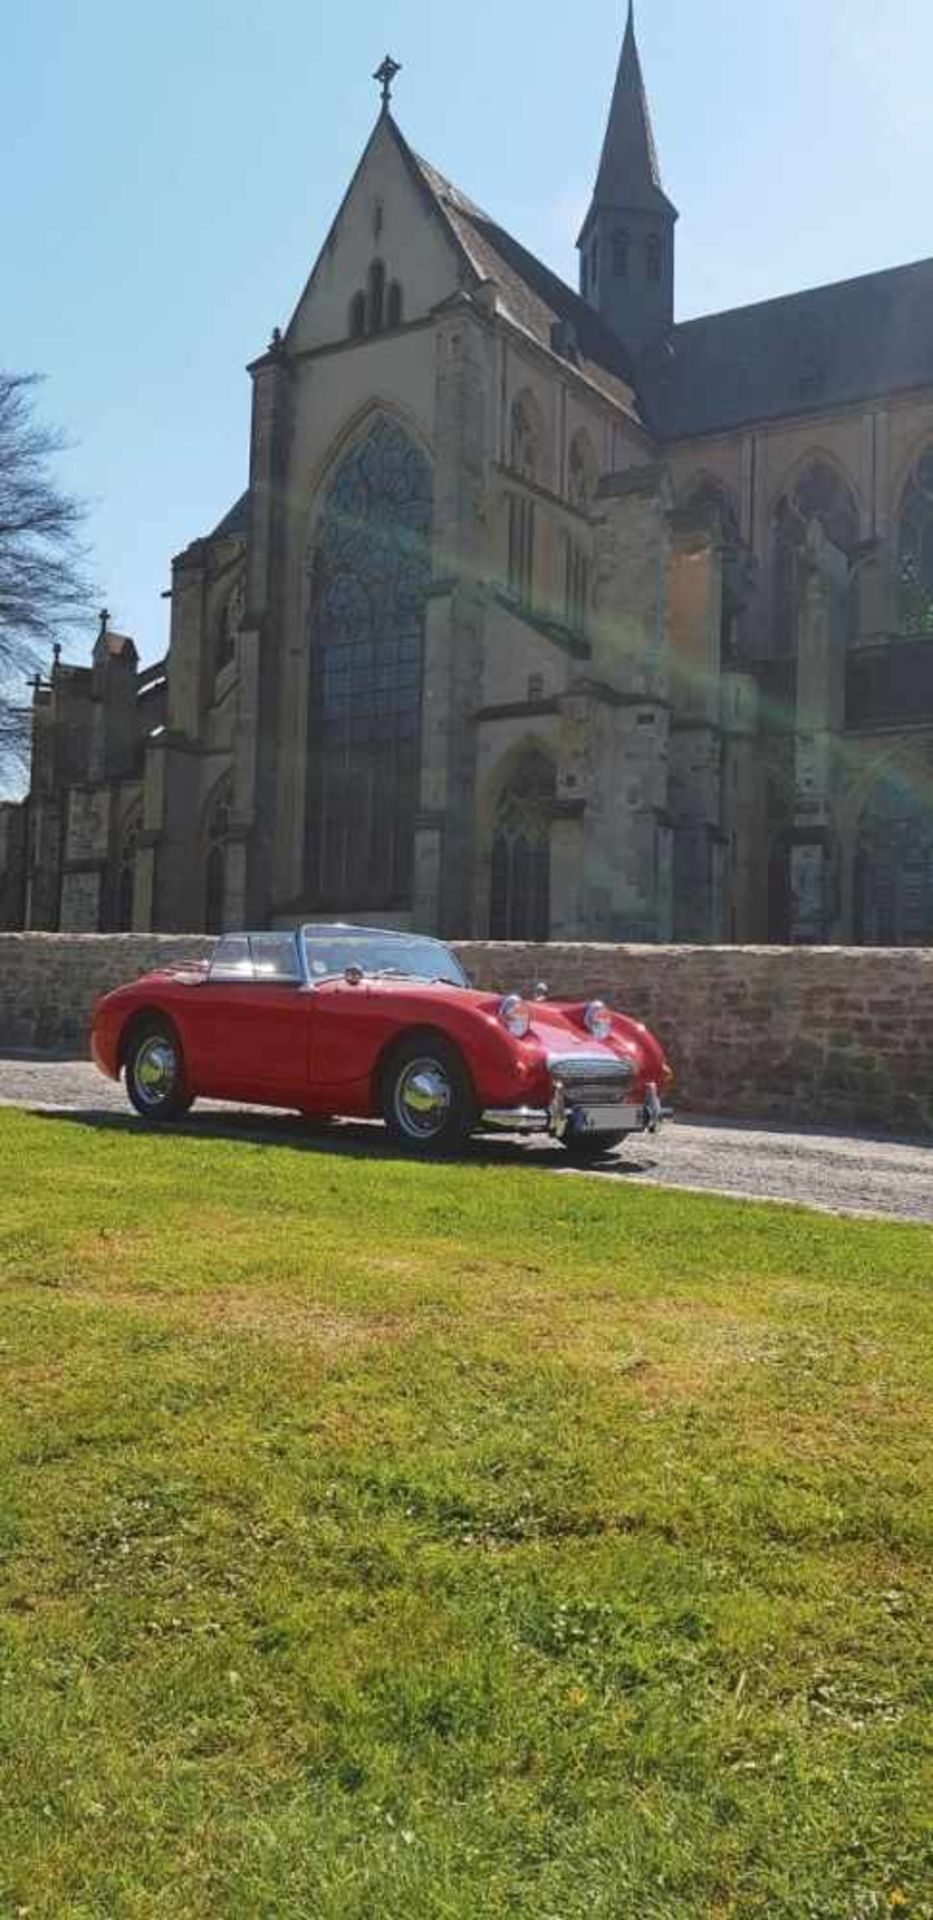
[306,417,432,910]
[855,770,933,946]
[489,749,554,941]
[897,450,933,635]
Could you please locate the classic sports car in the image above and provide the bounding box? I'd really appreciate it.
[91,925,673,1159]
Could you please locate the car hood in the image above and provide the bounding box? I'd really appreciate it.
[364,978,661,1067]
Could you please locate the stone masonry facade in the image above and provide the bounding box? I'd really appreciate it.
[1,934,930,1136]
[3,24,933,949]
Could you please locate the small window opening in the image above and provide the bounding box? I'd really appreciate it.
[349,291,366,338]
[368,259,386,333]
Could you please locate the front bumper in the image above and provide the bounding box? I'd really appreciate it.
[481,1080,670,1139]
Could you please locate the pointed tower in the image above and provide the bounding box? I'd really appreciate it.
[578,3,678,351]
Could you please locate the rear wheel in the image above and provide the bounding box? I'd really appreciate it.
[125,1020,193,1123]
[560,1130,628,1163]
[381,1036,476,1155]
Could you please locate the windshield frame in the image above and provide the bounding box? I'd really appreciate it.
[300,924,468,989]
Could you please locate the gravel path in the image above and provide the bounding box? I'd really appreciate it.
[1,1054,931,1227]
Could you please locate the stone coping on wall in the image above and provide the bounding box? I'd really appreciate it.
[1,933,931,1136]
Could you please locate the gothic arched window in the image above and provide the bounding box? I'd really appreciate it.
[306,417,432,910]
[489,748,555,941]
[613,230,629,277]
[204,777,232,934]
[855,769,933,946]
[349,291,366,339]
[368,259,386,333]
[646,233,663,283]
[772,460,859,657]
[386,280,403,328]
[897,449,933,635]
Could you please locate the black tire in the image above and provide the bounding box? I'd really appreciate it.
[124,1019,193,1123]
[560,1130,628,1162]
[380,1035,477,1155]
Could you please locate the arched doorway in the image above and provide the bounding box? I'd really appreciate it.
[489,748,555,941]
[306,416,432,910]
[855,770,933,946]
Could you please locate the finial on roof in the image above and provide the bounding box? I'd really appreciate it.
[52,642,62,668]
[373,54,401,111]
[98,608,110,639]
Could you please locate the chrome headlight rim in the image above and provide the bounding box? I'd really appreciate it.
[583,998,613,1041]
[498,993,531,1040]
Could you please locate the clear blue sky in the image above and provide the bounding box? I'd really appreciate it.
[4,0,931,676]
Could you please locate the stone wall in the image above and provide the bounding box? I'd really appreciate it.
[1,934,931,1135]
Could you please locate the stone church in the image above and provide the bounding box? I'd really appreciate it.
[4,10,933,945]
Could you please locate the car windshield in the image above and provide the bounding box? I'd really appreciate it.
[302,929,467,987]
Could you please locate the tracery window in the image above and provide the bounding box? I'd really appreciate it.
[306,417,431,910]
[204,776,232,934]
[646,233,663,283]
[897,449,933,635]
[855,769,933,946]
[772,460,860,656]
[489,749,555,941]
[487,741,552,936]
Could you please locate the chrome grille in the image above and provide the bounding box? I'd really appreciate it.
[548,1054,635,1107]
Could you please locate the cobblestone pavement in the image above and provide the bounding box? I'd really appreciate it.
[1,1054,931,1226]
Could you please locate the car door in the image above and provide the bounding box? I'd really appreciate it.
[189,932,314,1104]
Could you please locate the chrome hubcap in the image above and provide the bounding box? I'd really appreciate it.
[394,1058,452,1139]
[134,1037,177,1106]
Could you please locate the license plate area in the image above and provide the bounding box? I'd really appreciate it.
[573,1103,643,1134]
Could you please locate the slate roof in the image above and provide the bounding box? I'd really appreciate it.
[586,2,676,225]
[640,255,933,440]
[409,145,643,420]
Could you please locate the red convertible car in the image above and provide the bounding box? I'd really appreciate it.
[91,925,672,1159]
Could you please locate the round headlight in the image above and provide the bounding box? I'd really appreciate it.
[499,993,531,1040]
[584,999,613,1041]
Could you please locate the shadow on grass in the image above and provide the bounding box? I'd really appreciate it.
[26,1104,660,1181]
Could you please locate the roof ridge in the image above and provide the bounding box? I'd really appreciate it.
[675,252,933,335]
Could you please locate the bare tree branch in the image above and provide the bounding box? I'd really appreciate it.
[0,371,96,786]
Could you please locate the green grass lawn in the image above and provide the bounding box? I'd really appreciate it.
[0,1107,931,1919]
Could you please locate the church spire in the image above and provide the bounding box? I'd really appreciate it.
[578,5,678,352]
[593,3,668,212]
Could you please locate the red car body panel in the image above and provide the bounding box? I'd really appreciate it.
[92,949,671,1122]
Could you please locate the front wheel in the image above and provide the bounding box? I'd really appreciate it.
[125,1020,193,1123]
[381,1036,477,1155]
[560,1130,628,1163]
